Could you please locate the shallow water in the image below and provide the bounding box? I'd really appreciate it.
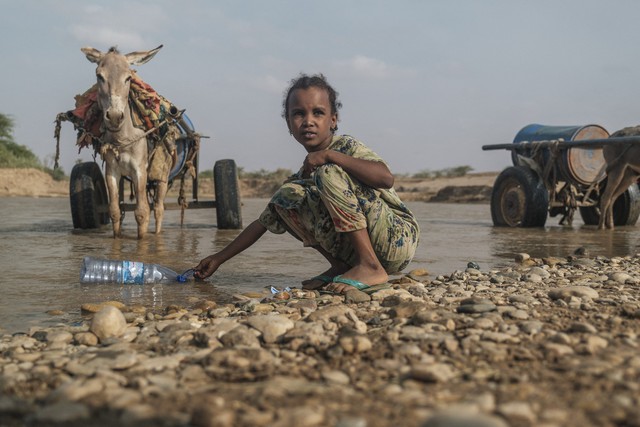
[2,197,640,334]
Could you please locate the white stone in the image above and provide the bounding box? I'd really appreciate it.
[90,306,127,341]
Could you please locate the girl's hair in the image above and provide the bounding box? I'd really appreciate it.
[282,73,342,132]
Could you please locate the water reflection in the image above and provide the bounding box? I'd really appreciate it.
[488,223,640,261]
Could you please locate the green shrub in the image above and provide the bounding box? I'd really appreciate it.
[0,113,68,180]
[410,165,473,179]
[0,113,42,169]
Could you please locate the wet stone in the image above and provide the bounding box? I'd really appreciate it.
[219,325,261,348]
[390,301,430,318]
[423,412,509,427]
[457,303,497,314]
[246,314,295,344]
[409,363,456,383]
[344,289,371,304]
[548,286,599,301]
[32,402,91,423]
[567,322,597,334]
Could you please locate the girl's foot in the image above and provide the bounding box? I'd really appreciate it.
[301,268,346,290]
[324,265,388,294]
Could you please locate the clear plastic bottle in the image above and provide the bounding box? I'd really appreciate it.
[80,256,192,284]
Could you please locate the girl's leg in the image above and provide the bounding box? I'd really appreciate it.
[268,185,349,288]
[324,228,389,293]
[314,164,416,292]
[300,245,351,290]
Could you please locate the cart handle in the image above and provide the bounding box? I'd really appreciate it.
[482,135,640,151]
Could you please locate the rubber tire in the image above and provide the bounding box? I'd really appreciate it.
[214,159,243,229]
[579,183,640,226]
[490,166,549,227]
[69,162,110,229]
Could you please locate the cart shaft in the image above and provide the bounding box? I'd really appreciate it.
[482,135,640,151]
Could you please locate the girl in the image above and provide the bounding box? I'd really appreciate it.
[194,74,419,294]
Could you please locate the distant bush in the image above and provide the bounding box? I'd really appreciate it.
[199,167,294,182]
[411,165,473,179]
[199,169,213,179]
[47,166,67,181]
[239,168,293,181]
[199,165,474,182]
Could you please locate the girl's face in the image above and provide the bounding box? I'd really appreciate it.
[286,87,337,153]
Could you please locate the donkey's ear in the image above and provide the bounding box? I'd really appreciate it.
[125,45,163,66]
[81,47,104,64]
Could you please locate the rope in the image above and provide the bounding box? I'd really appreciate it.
[179,173,187,226]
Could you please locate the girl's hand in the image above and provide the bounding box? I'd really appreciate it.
[194,255,222,279]
[302,151,330,177]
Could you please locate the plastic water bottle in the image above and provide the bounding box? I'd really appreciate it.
[80,256,193,284]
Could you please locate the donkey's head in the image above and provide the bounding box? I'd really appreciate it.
[81,45,163,132]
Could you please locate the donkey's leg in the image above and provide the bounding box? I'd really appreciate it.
[133,169,150,239]
[154,180,169,234]
[105,168,123,238]
[599,165,630,230]
[608,168,640,229]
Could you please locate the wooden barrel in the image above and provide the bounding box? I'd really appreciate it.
[512,124,609,186]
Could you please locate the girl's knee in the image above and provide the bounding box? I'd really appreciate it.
[315,164,348,191]
[272,182,306,205]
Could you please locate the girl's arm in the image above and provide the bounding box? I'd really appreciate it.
[304,150,394,189]
[194,219,267,279]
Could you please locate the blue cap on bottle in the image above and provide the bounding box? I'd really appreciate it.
[177,268,195,283]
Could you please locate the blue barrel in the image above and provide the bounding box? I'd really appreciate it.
[168,113,196,182]
[512,124,609,186]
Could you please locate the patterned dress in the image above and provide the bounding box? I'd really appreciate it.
[258,135,420,274]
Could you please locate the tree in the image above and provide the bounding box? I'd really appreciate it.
[0,113,14,142]
[0,113,41,168]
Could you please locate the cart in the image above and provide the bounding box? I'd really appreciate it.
[67,113,243,231]
[482,124,640,227]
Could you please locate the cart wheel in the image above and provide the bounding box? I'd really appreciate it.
[214,159,243,229]
[69,162,110,229]
[580,183,640,226]
[490,166,549,227]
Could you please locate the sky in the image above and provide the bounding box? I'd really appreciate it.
[2,0,640,176]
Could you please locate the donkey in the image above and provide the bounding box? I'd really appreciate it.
[598,126,640,230]
[81,45,171,239]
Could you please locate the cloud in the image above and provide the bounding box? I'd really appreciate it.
[71,25,146,50]
[251,75,287,94]
[67,2,170,50]
[332,55,415,80]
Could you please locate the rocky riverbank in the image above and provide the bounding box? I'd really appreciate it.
[1,253,639,426]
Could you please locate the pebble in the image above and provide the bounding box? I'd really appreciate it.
[32,402,91,423]
[0,253,638,426]
[409,363,456,383]
[246,314,294,343]
[548,286,599,301]
[89,305,127,341]
[423,411,509,427]
[457,303,497,313]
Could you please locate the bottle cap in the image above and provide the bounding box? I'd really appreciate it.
[177,268,195,283]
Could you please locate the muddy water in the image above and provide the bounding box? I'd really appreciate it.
[2,197,640,334]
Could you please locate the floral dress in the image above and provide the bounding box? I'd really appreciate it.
[258,135,420,274]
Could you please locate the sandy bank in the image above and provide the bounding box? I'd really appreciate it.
[0,168,498,202]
